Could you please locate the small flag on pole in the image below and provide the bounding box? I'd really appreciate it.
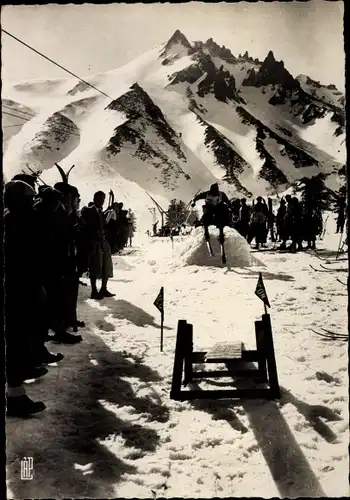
[154,287,164,351]
[255,272,270,311]
[153,287,164,314]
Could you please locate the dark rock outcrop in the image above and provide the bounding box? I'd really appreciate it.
[242,50,299,91]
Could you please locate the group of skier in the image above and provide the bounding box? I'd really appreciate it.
[191,183,347,256]
[102,201,135,254]
[4,172,135,418]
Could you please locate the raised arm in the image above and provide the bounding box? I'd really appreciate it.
[193,191,208,203]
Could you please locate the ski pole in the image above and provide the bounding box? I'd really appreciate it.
[320,215,329,240]
[336,231,344,260]
[25,166,47,185]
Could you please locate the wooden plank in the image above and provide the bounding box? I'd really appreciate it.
[175,388,275,401]
[192,350,259,364]
[191,369,264,380]
[255,320,268,382]
[205,341,242,361]
[170,320,187,400]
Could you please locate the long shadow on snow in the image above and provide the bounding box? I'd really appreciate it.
[188,382,249,435]
[105,298,172,330]
[77,286,172,333]
[279,387,342,444]
[7,327,169,498]
[188,375,328,498]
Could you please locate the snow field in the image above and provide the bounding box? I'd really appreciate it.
[6,217,348,499]
[177,226,252,268]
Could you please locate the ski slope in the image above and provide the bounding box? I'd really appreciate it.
[6,217,348,499]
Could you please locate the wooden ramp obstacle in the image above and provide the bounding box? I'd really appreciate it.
[170,314,280,401]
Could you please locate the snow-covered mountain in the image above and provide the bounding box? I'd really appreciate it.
[2,30,345,229]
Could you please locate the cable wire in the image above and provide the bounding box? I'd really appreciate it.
[3,104,81,137]
[2,29,113,100]
[2,110,81,138]
[2,28,191,178]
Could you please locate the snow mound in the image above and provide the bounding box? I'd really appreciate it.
[179,227,252,267]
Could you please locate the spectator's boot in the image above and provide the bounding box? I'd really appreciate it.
[7,395,46,417]
[23,365,48,380]
[91,289,103,300]
[71,320,86,328]
[50,330,82,344]
[100,288,115,298]
[36,345,64,365]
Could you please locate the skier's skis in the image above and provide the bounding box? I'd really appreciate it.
[206,239,214,256]
[336,278,347,286]
[220,241,227,265]
[321,327,348,339]
[309,264,330,272]
[314,249,346,262]
[218,227,226,265]
[310,329,348,341]
[319,263,347,273]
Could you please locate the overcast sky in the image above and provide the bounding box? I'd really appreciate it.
[1,1,345,91]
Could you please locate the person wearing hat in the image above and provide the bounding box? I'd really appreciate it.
[34,186,82,344]
[238,198,251,240]
[81,191,115,300]
[12,173,37,190]
[249,196,268,249]
[4,180,47,416]
[276,199,287,243]
[191,183,232,228]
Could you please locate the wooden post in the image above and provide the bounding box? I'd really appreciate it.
[183,323,193,386]
[170,320,187,400]
[160,310,164,352]
[254,320,268,382]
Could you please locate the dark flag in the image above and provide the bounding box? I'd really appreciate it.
[255,273,270,308]
[153,287,164,314]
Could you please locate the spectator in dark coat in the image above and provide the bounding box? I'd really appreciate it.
[35,186,82,344]
[276,199,287,243]
[336,194,346,234]
[81,191,115,300]
[4,181,47,417]
[238,198,251,239]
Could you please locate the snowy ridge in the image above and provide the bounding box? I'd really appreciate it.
[2,30,345,230]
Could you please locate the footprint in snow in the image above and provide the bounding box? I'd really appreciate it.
[315,371,342,385]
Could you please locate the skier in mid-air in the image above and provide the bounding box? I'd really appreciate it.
[191,183,232,263]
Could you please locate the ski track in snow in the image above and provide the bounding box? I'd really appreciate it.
[6,217,348,499]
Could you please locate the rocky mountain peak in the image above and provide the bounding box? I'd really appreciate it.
[202,38,237,64]
[242,49,299,91]
[164,30,193,52]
